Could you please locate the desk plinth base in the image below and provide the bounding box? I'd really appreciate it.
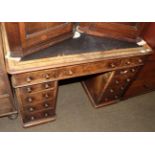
[22,115,56,128]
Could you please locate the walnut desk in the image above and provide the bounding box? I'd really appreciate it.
[3,34,152,127]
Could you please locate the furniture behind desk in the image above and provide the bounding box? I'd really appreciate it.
[0,28,17,118]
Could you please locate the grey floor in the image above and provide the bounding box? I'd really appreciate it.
[0,82,155,132]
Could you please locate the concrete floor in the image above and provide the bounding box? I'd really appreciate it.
[0,82,155,132]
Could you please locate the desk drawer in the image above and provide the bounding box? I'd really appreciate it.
[19,81,57,94]
[83,65,143,107]
[22,108,55,124]
[19,89,56,105]
[12,56,145,87]
[15,80,58,127]
[101,66,142,104]
[114,66,141,79]
[23,100,55,113]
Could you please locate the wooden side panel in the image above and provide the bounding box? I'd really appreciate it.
[78,22,146,42]
[21,22,73,48]
[0,26,17,117]
[124,23,155,98]
[4,22,74,57]
[4,22,22,56]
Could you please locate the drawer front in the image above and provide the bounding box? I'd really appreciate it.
[121,56,145,67]
[19,81,57,94]
[98,66,142,105]
[22,108,55,124]
[22,100,55,113]
[20,89,56,105]
[0,74,8,95]
[114,66,141,79]
[12,56,145,87]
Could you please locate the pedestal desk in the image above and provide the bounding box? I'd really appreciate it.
[1,27,152,127]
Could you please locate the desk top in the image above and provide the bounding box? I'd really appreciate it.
[22,34,139,61]
[3,34,152,74]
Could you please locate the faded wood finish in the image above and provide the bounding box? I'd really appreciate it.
[1,22,153,127]
[0,26,17,117]
[5,45,151,127]
[78,22,146,42]
[11,55,147,88]
[4,22,74,57]
[15,81,58,127]
[82,66,143,108]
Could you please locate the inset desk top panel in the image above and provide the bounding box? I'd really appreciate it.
[22,34,140,61]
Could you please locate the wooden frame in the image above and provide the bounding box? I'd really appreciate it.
[78,22,147,42]
[3,22,74,57]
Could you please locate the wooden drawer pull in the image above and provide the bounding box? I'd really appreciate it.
[44,113,49,117]
[44,103,49,108]
[68,70,73,75]
[44,83,50,89]
[110,89,114,93]
[27,97,33,103]
[26,77,32,82]
[126,61,131,65]
[30,116,35,121]
[110,63,116,68]
[121,86,124,90]
[44,74,50,79]
[26,87,32,93]
[138,59,143,63]
[131,68,136,73]
[115,80,119,84]
[44,93,49,98]
[29,107,35,112]
[120,70,128,74]
[126,78,131,82]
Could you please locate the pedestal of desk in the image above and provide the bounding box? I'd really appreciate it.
[82,66,143,108]
[15,81,58,128]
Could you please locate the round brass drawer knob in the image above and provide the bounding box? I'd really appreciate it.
[26,77,32,82]
[30,116,35,121]
[138,59,143,63]
[44,83,50,89]
[29,107,34,112]
[27,97,33,103]
[44,93,49,98]
[120,70,128,74]
[131,68,136,73]
[110,89,114,93]
[44,103,49,108]
[115,80,119,84]
[26,87,32,93]
[45,74,50,79]
[64,70,73,75]
[44,113,49,117]
[126,78,131,82]
[126,61,131,65]
[110,63,116,68]
[121,86,124,90]
[68,70,73,75]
